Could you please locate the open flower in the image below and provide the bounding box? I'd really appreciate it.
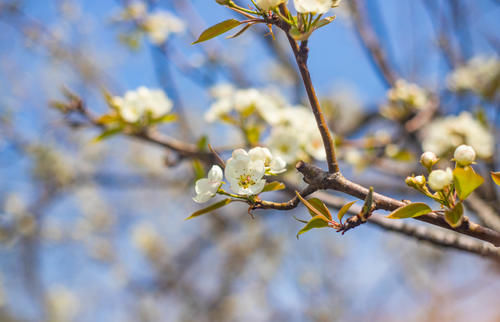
[225,149,266,196]
[294,0,334,14]
[249,146,287,175]
[256,0,288,11]
[193,165,223,203]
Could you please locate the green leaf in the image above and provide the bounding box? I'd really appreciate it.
[306,198,332,220]
[185,199,233,220]
[192,19,241,44]
[386,202,432,219]
[196,135,208,151]
[444,202,464,228]
[453,166,484,200]
[296,192,332,220]
[92,127,123,142]
[314,16,336,30]
[359,187,374,220]
[293,216,309,224]
[152,114,178,124]
[226,23,253,39]
[262,181,286,193]
[192,160,205,181]
[96,114,118,125]
[491,171,500,186]
[296,215,330,239]
[337,201,357,222]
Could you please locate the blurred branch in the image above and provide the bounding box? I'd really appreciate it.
[347,0,398,87]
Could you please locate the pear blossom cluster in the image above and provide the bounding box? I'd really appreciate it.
[447,56,500,99]
[193,147,287,203]
[254,0,342,13]
[112,87,173,123]
[380,79,429,121]
[117,1,185,45]
[205,84,328,162]
[420,112,493,159]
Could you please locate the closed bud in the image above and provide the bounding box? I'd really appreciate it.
[420,151,438,168]
[428,168,453,191]
[454,144,476,166]
[414,175,426,186]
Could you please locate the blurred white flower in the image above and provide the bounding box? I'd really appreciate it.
[112,86,173,123]
[193,165,223,203]
[256,0,288,10]
[428,168,453,191]
[447,56,500,99]
[47,286,79,322]
[421,112,493,159]
[143,11,185,45]
[381,79,429,120]
[225,149,266,196]
[303,128,327,161]
[453,145,476,166]
[266,126,302,163]
[249,146,287,175]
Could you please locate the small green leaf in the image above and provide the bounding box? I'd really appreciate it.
[296,192,332,220]
[453,166,484,200]
[196,135,208,151]
[314,16,336,30]
[185,199,233,220]
[491,171,500,186]
[386,202,432,219]
[92,127,123,142]
[296,215,330,239]
[152,114,178,124]
[192,160,205,181]
[226,23,253,39]
[96,114,118,125]
[262,181,286,192]
[359,187,374,220]
[337,201,357,222]
[192,19,241,44]
[293,216,309,224]
[306,198,332,220]
[444,202,464,228]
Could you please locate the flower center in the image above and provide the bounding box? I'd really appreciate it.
[238,174,255,189]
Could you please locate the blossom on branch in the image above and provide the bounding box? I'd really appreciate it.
[225,149,267,196]
[193,165,223,203]
[112,87,173,123]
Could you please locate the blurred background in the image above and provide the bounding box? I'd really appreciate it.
[0,0,499,321]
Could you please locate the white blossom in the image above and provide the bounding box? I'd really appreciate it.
[421,112,493,159]
[294,0,335,14]
[381,79,429,120]
[428,168,453,191]
[143,11,185,45]
[225,149,266,196]
[193,165,223,203]
[256,0,288,11]
[454,145,476,167]
[249,146,287,175]
[112,87,173,123]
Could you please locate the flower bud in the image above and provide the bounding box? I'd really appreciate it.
[420,151,438,168]
[454,144,476,166]
[428,168,453,191]
[414,175,426,186]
